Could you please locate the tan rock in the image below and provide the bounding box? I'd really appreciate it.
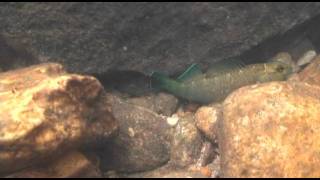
[219,81,320,177]
[0,63,118,175]
[195,104,222,143]
[5,151,101,178]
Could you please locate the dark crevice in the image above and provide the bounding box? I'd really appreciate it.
[90,70,153,97]
[239,13,320,65]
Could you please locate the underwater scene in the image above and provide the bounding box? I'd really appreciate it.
[1,2,320,178]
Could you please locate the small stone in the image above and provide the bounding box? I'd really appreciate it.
[167,114,179,127]
[293,55,320,86]
[195,104,222,143]
[297,50,317,66]
[170,113,203,168]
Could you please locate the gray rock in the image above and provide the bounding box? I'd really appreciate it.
[1,3,320,74]
[99,93,172,173]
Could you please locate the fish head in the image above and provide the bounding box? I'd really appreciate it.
[258,61,293,82]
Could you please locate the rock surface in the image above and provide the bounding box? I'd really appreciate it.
[99,94,172,173]
[0,63,118,175]
[1,2,320,74]
[219,81,320,177]
[5,151,101,178]
[195,104,222,143]
[169,112,203,168]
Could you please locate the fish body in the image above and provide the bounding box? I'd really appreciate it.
[151,61,292,104]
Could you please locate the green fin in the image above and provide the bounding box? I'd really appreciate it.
[177,63,202,82]
[206,58,245,77]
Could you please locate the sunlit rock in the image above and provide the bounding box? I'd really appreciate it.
[0,63,118,175]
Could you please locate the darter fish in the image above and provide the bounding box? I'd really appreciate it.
[151,59,292,104]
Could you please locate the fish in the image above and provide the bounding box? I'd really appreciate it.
[150,59,293,104]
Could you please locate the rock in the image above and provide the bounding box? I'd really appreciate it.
[1,3,320,75]
[5,151,101,178]
[125,164,208,178]
[99,93,172,173]
[291,55,320,86]
[127,92,179,116]
[208,155,221,178]
[195,104,222,143]
[170,112,203,168]
[166,114,180,127]
[220,81,320,177]
[296,50,317,66]
[0,63,118,175]
[195,141,217,168]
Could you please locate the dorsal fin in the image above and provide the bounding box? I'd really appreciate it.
[206,58,245,77]
[177,63,202,82]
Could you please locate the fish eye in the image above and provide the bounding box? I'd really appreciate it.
[276,65,285,72]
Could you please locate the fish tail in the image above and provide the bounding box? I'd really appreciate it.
[151,72,182,93]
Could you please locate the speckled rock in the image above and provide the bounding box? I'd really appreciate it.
[220,81,320,177]
[5,151,101,178]
[195,104,222,143]
[99,93,172,173]
[1,3,320,75]
[170,112,203,168]
[0,63,118,175]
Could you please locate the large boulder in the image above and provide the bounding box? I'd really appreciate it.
[0,63,118,175]
[1,3,320,74]
[219,81,320,177]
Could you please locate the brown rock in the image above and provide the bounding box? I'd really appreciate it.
[219,81,320,177]
[195,104,222,143]
[0,63,118,175]
[5,151,101,178]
